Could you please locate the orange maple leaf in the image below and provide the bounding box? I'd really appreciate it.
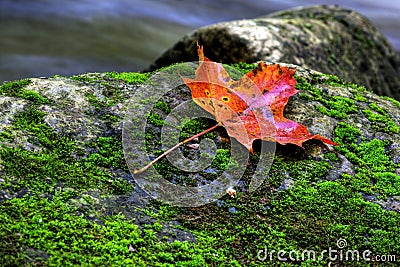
[181,44,338,152]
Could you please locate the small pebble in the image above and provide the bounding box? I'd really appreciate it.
[226,187,236,197]
[228,207,237,213]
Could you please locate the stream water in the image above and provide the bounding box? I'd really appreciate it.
[1,0,399,83]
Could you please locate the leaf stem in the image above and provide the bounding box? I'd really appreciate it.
[134,123,221,174]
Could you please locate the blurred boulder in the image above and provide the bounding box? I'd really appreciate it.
[149,5,400,100]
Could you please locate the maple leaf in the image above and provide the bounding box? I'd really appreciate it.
[133,44,338,175]
[181,44,338,152]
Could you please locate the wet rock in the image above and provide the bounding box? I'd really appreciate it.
[149,5,400,100]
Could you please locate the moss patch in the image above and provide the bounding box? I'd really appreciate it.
[295,75,359,119]
[105,72,150,84]
[71,72,150,85]
[296,72,399,136]
[229,62,257,74]
[380,96,400,109]
[362,109,399,134]
[0,79,51,104]
[0,131,13,142]
[333,122,399,198]
[0,101,133,197]
[0,193,226,266]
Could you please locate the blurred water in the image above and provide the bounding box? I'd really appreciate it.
[1,0,399,83]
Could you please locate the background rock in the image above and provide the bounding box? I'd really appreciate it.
[149,5,400,100]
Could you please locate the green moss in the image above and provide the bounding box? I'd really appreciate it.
[304,22,313,29]
[85,91,124,125]
[100,113,120,122]
[329,53,337,65]
[0,79,30,95]
[334,122,399,197]
[380,96,400,109]
[0,104,131,195]
[1,145,114,193]
[295,73,398,135]
[0,132,13,142]
[298,92,314,101]
[374,172,400,196]
[333,122,361,144]
[179,118,217,141]
[72,72,150,85]
[154,101,171,113]
[86,93,106,108]
[355,139,394,173]
[13,106,74,151]
[86,136,126,170]
[340,171,373,194]
[144,116,225,186]
[368,102,387,115]
[315,73,341,87]
[323,152,339,162]
[229,62,257,74]
[296,76,358,119]
[0,194,225,266]
[107,178,134,195]
[144,128,161,149]
[147,113,165,127]
[353,27,375,48]
[354,93,367,102]
[177,175,400,266]
[296,72,366,97]
[106,72,150,84]
[362,109,399,134]
[211,149,231,170]
[0,79,51,104]
[315,96,357,118]
[271,153,332,184]
[86,90,122,108]
[313,94,357,119]
[143,201,180,221]
[70,73,103,83]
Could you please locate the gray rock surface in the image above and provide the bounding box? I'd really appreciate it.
[149,5,400,100]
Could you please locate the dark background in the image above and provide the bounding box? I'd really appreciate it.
[1,0,399,84]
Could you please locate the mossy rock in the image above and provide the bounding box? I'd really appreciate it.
[0,63,399,266]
